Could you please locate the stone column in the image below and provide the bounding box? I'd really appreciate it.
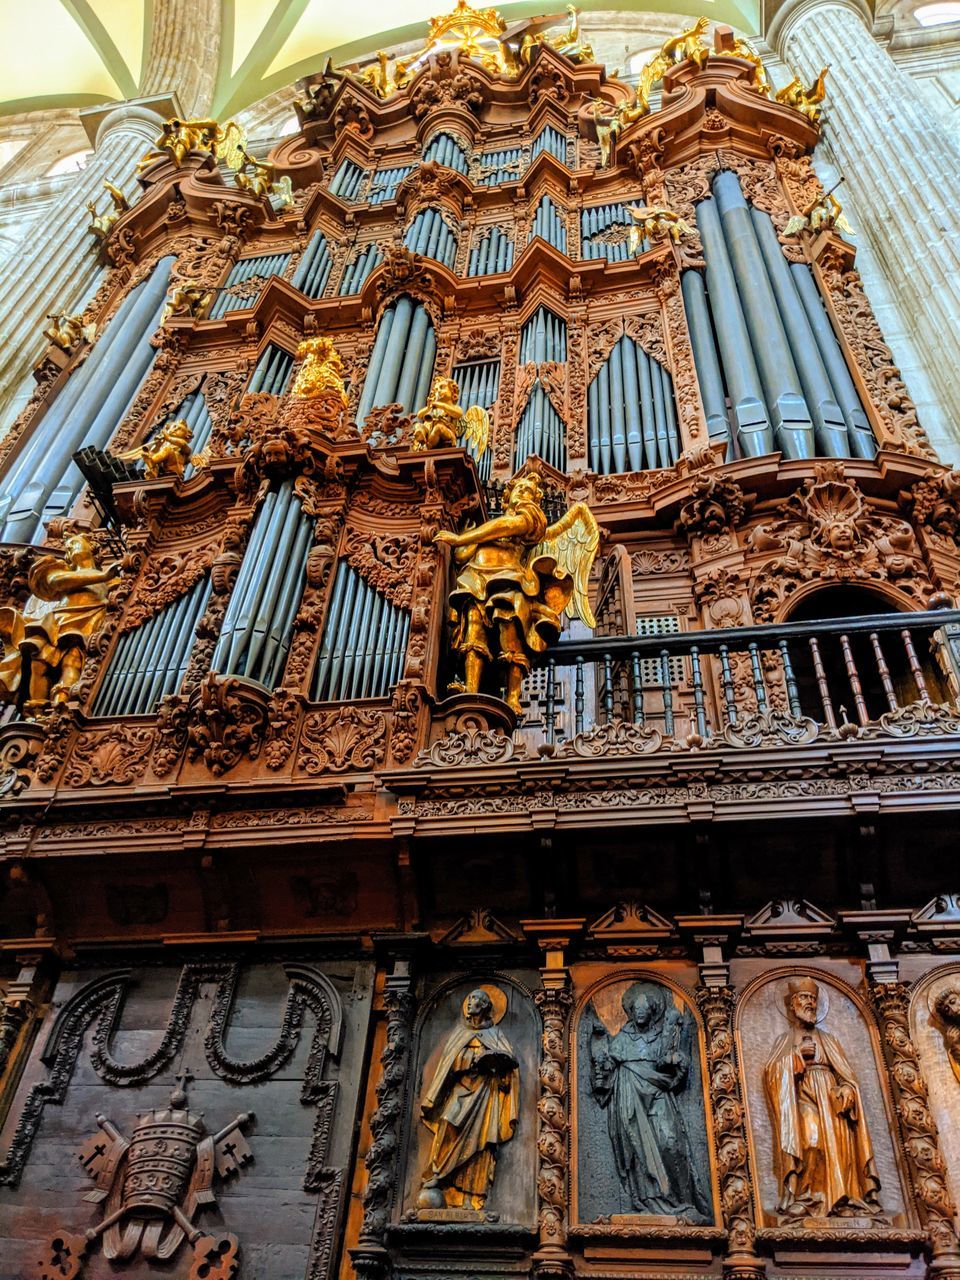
[0,95,176,437]
[769,0,960,458]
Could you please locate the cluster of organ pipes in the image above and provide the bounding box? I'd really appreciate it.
[686,171,875,459]
[248,344,295,396]
[367,165,414,206]
[291,230,333,299]
[210,481,313,688]
[93,576,212,716]
[338,244,384,297]
[529,195,567,253]
[355,296,437,423]
[514,306,567,471]
[403,208,458,269]
[588,335,680,474]
[422,132,469,173]
[0,256,174,546]
[208,253,291,319]
[313,561,410,702]
[467,225,514,275]
[581,203,643,263]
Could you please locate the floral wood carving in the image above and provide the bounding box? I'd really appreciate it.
[62,725,155,787]
[535,988,573,1259]
[816,247,935,460]
[186,672,269,776]
[298,707,387,775]
[695,987,762,1275]
[679,472,747,536]
[749,463,927,620]
[721,710,819,748]
[389,682,425,764]
[264,690,306,770]
[869,982,960,1262]
[122,547,213,631]
[558,719,663,757]
[152,693,190,777]
[415,726,525,767]
[901,470,960,543]
[694,567,746,628]
[343,527,418,608]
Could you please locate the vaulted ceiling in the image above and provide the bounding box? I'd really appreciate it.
[0,0,762,120]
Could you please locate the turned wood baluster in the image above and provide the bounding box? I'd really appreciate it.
[901,628,932,704]
[839,633,869,724]
[808,636,838,730]
[719,643,738,726]
[869,632,899,712]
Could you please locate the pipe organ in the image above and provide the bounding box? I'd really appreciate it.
[1,17,958,1280]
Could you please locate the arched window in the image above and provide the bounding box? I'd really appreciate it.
[45,148,92,176]
[914,2,960,23]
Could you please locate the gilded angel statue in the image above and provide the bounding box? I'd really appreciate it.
[783,189,854,238]
[235,148,294,206]
[776,67,829,123]
[434,470,599,713]
[627,204,694,250]
[137,117,246,172]
[413,376,489,458]
[292,336,349,404]
[116,419,208,481]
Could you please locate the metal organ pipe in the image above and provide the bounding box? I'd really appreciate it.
[681,271,731,444]
[93,574,211,717]
[313,561,410,702]
[355,295,436,421]
[292,231,333,299]
[712,172,814,459]
[0,255,175,544]
[695,196,773,458]
[587,335,681,474]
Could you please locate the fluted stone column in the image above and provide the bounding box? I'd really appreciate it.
[770,0,960,457]
[0,96,176,437]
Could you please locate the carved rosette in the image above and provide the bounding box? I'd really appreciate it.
[869,981,960,1268]
[695,986,763,1278]
[534,988,573,1276]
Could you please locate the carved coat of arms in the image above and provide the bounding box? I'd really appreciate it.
[39,1074,253,1280]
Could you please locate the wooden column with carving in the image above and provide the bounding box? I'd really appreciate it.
[525,920,581,1280]
[869,981,960,1279]
[352,959,417,1280]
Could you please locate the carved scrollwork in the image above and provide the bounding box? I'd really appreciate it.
[186,672,270,776]
[535,987,572,1261]
[62,724,155,787]
[679,471,746,536]
[722,710,820,748]
[343,527,418,608]
[298,707,388,774]
[359,984,416,1244]
[415,725,524,767]
[558,719,663,757]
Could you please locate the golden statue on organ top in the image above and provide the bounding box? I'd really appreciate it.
[435,470,599,713]
[413,376,490,456]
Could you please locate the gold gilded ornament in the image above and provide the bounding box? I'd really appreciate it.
[117,419,208,480]
[234,148,294,206]
[43,313,95,351]
[161,279,214,325]
[765,977,885,1221]
[435,470,599,712]
[627,204,694,250]
[727,35,771,94]
[629,17,711,119]
[413,376,489,456]
[0,535,120,715]
[292,336,348,404]
[520,5,594,66]
[590,93,647,168]
[417,987,518,1211]
[137,117,246,173]
[776,67,829,122]
[37,1073,253,1280]
[783,184,854,237]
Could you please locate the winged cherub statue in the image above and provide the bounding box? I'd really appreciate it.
[413,375,489,457]
[435,471,599,713]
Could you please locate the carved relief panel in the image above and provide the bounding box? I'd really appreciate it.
[0,959,374,1280]
[735,967,910,1232]
[399,976,539,1227]
[572,973,718,1228]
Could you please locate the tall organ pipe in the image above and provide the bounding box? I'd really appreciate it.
[712,172,814,460]
[0,257,174,544]
[355,296,436,422]
[313,561,410,702]
[695,197,773,457]
[588,336,681,474]
[681,271,730,445]
[790,263,877,459]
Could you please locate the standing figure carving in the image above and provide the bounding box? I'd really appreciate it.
[931,985,960,1087]
[417,987,519,1211]
[435,471,598,713]
[765,977,883,1220]
[590,981,711,1220]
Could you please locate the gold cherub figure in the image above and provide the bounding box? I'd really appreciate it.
[292,336,349,405]
[589,94,647,168]
[137,117,246,172]
[520,5,594,65]
[413,376,490,457]
[0,535,120,715]
[161,280,214,325]
[117,419,208,481]
[629,17,712,119]
[776,67,829,123]
[43,313,95,352]
[627,204,694,250]
[234,148,294,206]
[783,187,854,237]
[434,470,599,713]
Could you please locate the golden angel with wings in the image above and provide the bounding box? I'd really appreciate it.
[412,375,490,458]
[435,470,599,713]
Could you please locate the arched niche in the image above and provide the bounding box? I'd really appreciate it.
[571,972,718,1227]
[909,965,960,1213]
[735,966,910,1227]
[400,974,539,1226]
[783,585,951,721]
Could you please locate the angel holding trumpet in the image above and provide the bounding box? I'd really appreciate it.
[434,470,599,713]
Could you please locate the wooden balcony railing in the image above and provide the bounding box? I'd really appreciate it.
[526,608,960,751]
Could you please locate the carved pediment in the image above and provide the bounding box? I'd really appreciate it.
[439,907,523,945]
[587,901,674,942]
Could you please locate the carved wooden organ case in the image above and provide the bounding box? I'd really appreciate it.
[3,18,960,1280]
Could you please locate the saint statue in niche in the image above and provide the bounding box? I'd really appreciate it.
[417,986,519,1211]
[765,977,884,1220]
[590,981,711,1220]
[930,984,960,1087]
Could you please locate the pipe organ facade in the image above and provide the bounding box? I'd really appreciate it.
[3,9,960,1280]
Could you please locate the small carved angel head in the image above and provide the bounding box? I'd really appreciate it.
[505,471,543,510]
[933,986,960,1029]
[429,375,460,406]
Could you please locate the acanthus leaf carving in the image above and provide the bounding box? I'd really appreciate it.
[186,672,269,776]
[298,707,387,775]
